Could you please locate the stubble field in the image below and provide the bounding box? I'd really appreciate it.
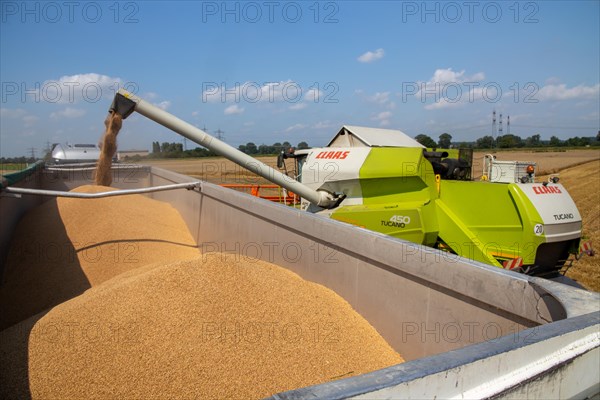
[140,149,600,290]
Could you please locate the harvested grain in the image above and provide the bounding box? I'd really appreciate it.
[0,185,199,329]
[0,184,403,398]
[94,112,122,186]
[0,254,403,399]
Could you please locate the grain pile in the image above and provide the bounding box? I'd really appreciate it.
[94,112,122,186]
[0,185,403,398]
[0,185,200,329]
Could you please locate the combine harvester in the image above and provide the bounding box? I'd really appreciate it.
[0,88,598,398]
[283,130,590,278]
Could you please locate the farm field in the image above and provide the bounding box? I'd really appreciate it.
[142,149,600,289]
[0,163,31,176]
[538,159,600,291]
[139,149,600,183]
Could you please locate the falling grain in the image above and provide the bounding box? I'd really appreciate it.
[94,112,123,186]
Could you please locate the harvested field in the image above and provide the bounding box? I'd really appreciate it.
[139,149,600,184]
[470,149,600,179]
[140,156,281,185]
[0,185,403,398]
[539,160,600,291]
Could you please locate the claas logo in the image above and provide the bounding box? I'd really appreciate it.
[315,151,350,160]
[533,185,562,195]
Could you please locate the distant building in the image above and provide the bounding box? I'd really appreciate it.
[117,150,149,161]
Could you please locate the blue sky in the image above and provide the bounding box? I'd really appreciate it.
[1,1,599,157]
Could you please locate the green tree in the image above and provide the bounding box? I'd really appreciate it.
[415,134,436,148]
[245,142,258,154]
[282,141,292,151]
[565,137,582,146]
[297,141,309,150]
[497,134,523,148]
[524,134,541,147]
[258,144,275,154]
[549,136,561,147]
[438,133,452,149]
[475,135,495,149]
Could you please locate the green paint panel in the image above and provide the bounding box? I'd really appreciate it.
[332,205,432,245]
[332,147,440,245]
[358,148,438,205]
[436,180,545,265]
[359,148,431,179]
[327,146,553,269]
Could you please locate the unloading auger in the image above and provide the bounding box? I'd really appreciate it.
[109,89,345,210]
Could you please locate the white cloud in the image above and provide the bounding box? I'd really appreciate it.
[428,68,484,84]
[358,48,385,63]
[304,88,322,102]
[289,103,307,111]
[537,83,600,101]
[50,107,86,119]
[224,104,245,115]
[366,91,396,110]
[155,100,171,110]
[424,100,462,110]
[412,68,488,110]
[40,73,123,104]
[313,121,335,129]
[372,111,392,126]
[368,92,390,104]
[284,123,306,132]
[203,80,308,104]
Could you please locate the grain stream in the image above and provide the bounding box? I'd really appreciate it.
[94,112,122,186]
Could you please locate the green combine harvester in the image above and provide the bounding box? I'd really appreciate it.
[111,89,592,280]
[288,126,589,278]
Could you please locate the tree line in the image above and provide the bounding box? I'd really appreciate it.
[0,156,37,165]
[415,132,600,149]
[2,132,597,164]
[149,140,310,159]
